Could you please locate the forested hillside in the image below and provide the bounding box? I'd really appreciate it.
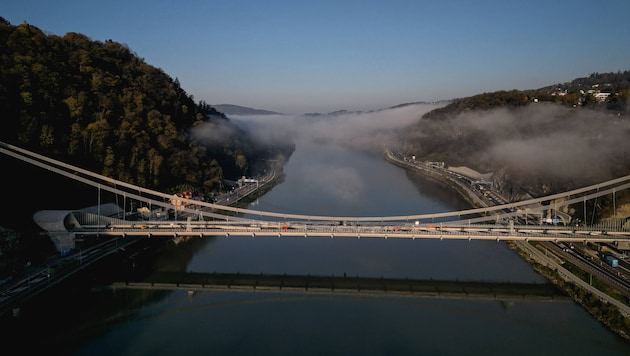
[0,18,291,194]
[400,74,630,199]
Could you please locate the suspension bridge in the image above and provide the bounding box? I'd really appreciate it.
[2,140,630,255]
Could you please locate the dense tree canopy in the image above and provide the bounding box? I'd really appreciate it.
[0,19,290,194]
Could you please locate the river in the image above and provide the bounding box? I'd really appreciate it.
[4,133,630,354]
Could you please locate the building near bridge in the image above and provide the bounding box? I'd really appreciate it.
[170,191,205,210]
[237,176,259,187]
[33,203,123,255]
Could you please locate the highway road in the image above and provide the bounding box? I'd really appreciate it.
[0,237,138,317]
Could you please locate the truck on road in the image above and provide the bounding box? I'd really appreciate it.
[605,255,619,267]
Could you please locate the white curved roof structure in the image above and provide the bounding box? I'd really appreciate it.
[33,203,124,253]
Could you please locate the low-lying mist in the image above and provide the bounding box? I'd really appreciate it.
[190,103,443,204]
[225,103,445,154]
[193,101,630,196]
[406,102,630,192]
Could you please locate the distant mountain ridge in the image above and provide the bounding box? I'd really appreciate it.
[215,101,448,118]
[213,104,283,116]
[303,101,448,117]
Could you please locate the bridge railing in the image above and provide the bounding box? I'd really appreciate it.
[72,217,630,242]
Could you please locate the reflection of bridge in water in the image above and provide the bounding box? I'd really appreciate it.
[2,140,630,254]
[110,271,570,303]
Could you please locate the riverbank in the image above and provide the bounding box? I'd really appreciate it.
[510,240,630,341]
[383,148,630,342]
[383,149,488,209]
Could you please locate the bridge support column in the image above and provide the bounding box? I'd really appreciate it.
[50,232,75,254]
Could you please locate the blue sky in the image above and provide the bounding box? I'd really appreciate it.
[3,0,630,114]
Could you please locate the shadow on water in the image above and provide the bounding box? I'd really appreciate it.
[0,236,212,352]
[404,170,473,212]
